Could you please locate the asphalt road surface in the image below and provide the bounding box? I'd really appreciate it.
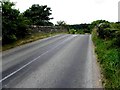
[1,34,102,88]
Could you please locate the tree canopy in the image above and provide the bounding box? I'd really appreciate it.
[23,4,53,26]
[56,21,66,26]
[2,1,19,43]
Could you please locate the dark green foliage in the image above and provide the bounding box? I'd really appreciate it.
[91,20,120,47]
[23,4,53,26]
[68,24,91,34]
[113,23,120,47]
[97,23,111,39]
[16,15,30,38]
[68,24,90,30]
[91,20,109,29]
[114,30,120,47]
[2,1,19,44]
[2,1,30,44]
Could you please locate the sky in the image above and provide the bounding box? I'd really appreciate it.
[10,0,120,24]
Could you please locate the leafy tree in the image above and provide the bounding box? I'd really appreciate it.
[23,4,53,26]
[2,0,30,44]
[56,21,66,26]
[2,1,19,44]
[90,20,109,30]
[16,14,31,38]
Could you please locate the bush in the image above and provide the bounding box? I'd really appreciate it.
[69,29,76,34]
[3,34,17,44]
[16,15,30,38]
[97,23,111,39]
[114,31,120,47]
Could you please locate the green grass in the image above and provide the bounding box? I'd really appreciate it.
[2,32,66,51]
[92,29,120,88]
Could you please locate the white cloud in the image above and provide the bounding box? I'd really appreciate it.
[10,0,119,24]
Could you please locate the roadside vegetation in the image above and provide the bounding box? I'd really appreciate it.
[1,0,67,51]
[92,20,120,88]
[68,24,92,34]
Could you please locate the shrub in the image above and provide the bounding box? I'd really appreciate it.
[114,31,120,47]
[69,29,76,34]
[97,23,111,39]
[3,34,17,44]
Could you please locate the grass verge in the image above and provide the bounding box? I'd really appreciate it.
[92,29,120,88]
[1,32,66,51]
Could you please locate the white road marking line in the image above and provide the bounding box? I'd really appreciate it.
[72,35,78,37]
[0,35,77,83]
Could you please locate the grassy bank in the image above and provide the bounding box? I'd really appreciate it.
[92,29,120,88]
[2,32,66,51]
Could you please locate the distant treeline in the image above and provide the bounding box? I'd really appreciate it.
[68,24,92,34]
[68,24,90,30]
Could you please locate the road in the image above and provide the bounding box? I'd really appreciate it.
[1,34,102,88]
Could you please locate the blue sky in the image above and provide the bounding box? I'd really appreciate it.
[11,0,120,24]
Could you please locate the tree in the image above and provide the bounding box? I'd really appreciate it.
[2,1,19,44]
[16,14,31,38]
[90,20,109,30]
[23,4,53,26]
[56,21,66,26]
[2,0,30,44]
